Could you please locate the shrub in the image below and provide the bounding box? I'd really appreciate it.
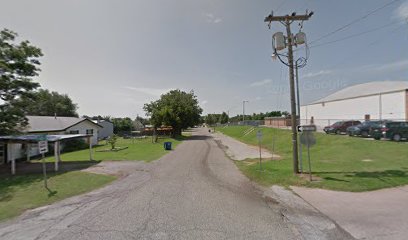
[62,139,88,153]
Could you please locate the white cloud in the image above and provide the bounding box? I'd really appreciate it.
[395,1,408,21]
[250,79,272,87]
[377,60,408,72]
[204,13,222,24]
[201,100,208,105]
[302,70,333,79]
[124,87,172,96]
[362,59,408,73]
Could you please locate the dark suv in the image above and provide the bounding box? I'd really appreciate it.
[346,120,388,137]
[324,120,361,134]
[373,122,408,141]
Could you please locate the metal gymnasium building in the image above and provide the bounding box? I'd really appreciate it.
[300,81,408,129]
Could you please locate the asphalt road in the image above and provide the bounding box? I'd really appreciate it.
[0,128,298,240]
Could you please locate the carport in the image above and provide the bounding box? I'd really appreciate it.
[0,134,93,175]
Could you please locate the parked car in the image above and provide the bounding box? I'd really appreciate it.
[346,120,388,137]
[372,121,408,141]
[324,120,361,134]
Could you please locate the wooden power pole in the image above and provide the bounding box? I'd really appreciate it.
[264,12,312,174]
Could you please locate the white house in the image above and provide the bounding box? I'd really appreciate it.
[0,116,102,163]
[300,81,408,130]
[93,120,114,140]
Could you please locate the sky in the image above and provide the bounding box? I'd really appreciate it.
[1,0,408,118]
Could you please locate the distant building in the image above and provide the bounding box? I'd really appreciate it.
[300,81,408,130]
[94,120,113,140]
[133,120,145,131]
[264,117,291,128]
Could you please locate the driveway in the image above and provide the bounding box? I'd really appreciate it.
[0,128,297,240]
[292,186,408,240]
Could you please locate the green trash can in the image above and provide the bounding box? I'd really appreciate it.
[164,142,172,150]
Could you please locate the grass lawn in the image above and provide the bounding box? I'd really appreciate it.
[42,136,184,163]
[217,126,408,192]
[0,171,115,221]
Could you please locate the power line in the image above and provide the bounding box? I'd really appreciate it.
[309,0,401,45]
[275,0,287,11]
[309,19,404,49]
[314,23,407,71]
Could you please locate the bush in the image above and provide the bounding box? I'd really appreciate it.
[62,139,88,153]
[107,134,118,150]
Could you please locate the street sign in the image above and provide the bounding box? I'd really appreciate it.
[256,130,263,140]
[38,141,48,154]
[300,132,316,147]
[297,125,317,133]
[300,131,316,181]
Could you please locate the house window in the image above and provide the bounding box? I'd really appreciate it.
[86,129,94,135]
[69,130,79,134]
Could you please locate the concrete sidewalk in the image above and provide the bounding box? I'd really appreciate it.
[212,132,278,160]
[292,186,408,240]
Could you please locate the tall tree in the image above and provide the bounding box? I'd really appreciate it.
[144,90,202,136]
[16,89,78,117]
[220,112,229,124]
[111,117,133,134]
[0,29,43,134]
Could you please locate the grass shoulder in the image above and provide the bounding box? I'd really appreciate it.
[0,171,115,221]
[217,126,408,192]
[41,136,186,163]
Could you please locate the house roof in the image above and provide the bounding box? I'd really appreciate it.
[0,134,91,143]
[25,116,102,133]
[310,81,408,105]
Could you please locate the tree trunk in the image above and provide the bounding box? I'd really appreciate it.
[171,127,182,138]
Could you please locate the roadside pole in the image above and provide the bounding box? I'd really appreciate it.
[307,142,312,181]
[42,152,48,189]
[264,12,313,174]
[299,125,316,181]
[38,135,49,191]
[296,64,303,173]
[271,134,275,161]
[256,130,263,171]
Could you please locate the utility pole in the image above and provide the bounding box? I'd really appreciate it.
[265,12,313,174]
[242,100,249,124]
[295,63,303,173]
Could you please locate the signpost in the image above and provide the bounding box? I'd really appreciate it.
[256,129,263,171]
[299,125,316,181]
[37,135,49,190]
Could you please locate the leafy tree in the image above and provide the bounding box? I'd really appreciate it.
[84,115,112,121]
[0,29,43,134]
[205,114,217,125]
[16,89,78,117]
[228,111,285,122]
[136,116,149,126]
[219,112,229,124]
[111,117,133,134]
[144,90,202,136]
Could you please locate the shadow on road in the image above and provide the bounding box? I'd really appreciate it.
[185,135,211,141]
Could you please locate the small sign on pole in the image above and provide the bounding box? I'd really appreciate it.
[37,135,50,191]
[300,131,316,181]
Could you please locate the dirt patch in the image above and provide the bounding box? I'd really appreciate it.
[81,161,150,178]
[297,173,323,181]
